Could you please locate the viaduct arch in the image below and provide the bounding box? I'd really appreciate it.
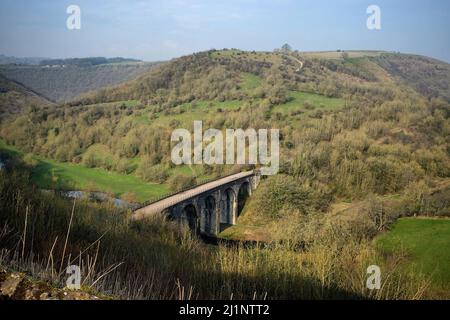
[133,171,261,236]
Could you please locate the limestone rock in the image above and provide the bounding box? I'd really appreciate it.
[0,268,104,300]
[0,272,24,298]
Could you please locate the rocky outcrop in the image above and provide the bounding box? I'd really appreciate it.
[0,269,102,300]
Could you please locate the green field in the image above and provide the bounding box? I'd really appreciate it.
[376,218,450,292]
[134,90,343,128]
[32,157,168,202]
[134,99,244,127]
[241,72,262,91]
[272,91,345,115]
[0,139,168,202]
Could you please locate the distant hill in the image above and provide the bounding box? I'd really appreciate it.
[296,50,450,101]
[372,53,450,102]
[0,54,47,66]
[0,58,163,102]
[39,57,142,67]
[0,74,51,117]
[75,50,450,106]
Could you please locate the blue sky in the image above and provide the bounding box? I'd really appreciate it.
[0,0,449,62]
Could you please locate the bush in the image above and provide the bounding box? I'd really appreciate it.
[121,192,139,203]
[303,101,315,110]
[115,158,134,174]
[250,175,314,219]
[23,153,38,167]
[167,174,197,192]
[136,164,169,183]
[147,153,162,166]
[169,119,181,129]
[82,153,97,168]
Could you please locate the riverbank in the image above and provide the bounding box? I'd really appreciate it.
[41,189,140,210]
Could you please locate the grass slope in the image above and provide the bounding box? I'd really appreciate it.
[0,139,168,202]
[32,157,168,201]
[134,99,243,127]
[272,91,345,115]
[376,218,450,292]
[241,72,262,90]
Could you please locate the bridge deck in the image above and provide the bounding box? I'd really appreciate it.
[133,171,255,220]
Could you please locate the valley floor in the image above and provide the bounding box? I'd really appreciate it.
[0,139,168,202]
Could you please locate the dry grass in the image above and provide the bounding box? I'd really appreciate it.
[0,171,441,300]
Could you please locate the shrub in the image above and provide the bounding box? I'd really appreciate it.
[23,153,38,167]
[169,119,181,129]
[115,158,134,174]
[303,101,315,110]
[250,175,314,219]
[136,164,168,183]
[82,153,97,168]
[167,174,197,192]
[121,192,139,203]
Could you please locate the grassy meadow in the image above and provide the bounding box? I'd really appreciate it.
[272,91,345,115]
[137,99,244,127]
[0,139,168,202]
[32,157,168,201]
[376,218,450,295]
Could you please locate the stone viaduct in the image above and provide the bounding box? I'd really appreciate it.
[133,171,261,236]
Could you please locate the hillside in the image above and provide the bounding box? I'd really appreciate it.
[0,54,46,65]
[1,49,448,200]
[75,50,450,105]
[0,74,51,117]
[0,49,449,300]
[38,57,141,67]
[373,53,450,102]
[0,60,162,102]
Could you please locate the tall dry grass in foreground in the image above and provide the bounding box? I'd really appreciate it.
[0,170,432,299]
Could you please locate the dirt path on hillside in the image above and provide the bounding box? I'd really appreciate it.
[281,54,304,72]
